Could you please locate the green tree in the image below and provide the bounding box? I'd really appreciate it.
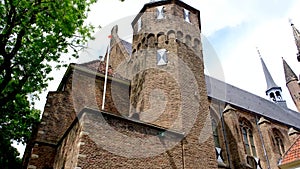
[0,0,114,167]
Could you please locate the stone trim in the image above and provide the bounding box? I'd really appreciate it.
[223,104,236,114]
[288,127,300,136]
[258,117,271,125]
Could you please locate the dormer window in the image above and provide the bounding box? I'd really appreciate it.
[157,49,167,66]
[156,6,165,19]
[137,18,142,32]
[183,9,191,23]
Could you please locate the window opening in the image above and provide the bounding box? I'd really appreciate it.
[183,9,191,23]
[240,120,257,157]
[137,18,142,32]
[157,49,167,66]
[156,6,165,19]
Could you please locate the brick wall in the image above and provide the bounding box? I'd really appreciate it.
[77,109,185,169]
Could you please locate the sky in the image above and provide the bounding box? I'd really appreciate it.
[82,0,300,110]
[14,0,300,156]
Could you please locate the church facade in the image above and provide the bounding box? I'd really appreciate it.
[23,0,300,169]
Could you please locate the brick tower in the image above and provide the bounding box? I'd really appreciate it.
[129,0,216,167]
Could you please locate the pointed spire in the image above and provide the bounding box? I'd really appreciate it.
[257,48,280,91]
[257,48,286,106]
[282,57,298,84]
[289,20,300,61]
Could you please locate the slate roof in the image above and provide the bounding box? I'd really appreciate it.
[280,136,300,165]
[121,39,132,56]
[205,76,300,130]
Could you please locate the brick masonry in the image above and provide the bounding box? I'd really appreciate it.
[22,1,300,169]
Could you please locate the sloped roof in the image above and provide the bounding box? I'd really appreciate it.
[280,136,300,165]
[121,39,132,55]
[205,76,300,130]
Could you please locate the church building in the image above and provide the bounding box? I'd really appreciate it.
[22,0,300,168]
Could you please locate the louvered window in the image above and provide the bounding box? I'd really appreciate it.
[183,9,191,23]
[157,49,167,65]
[156,6,165,19]
[137,18,142,32]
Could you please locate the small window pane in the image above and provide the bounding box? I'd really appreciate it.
[252,145,257,157]
[156,6,165,19]
[157,49,167,65]
[245,144,251,155]
[212,120,220,147]
[183,9,191,23]
[137,18,142,32]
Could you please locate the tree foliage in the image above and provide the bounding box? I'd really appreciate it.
[0,0,100,166]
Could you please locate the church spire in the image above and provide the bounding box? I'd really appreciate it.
[290,21,300,61]
[282,57,298,84]
[257,49,286,106]
[282,58,300,112]
[258,49,280,90]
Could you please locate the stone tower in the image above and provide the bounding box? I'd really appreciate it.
[129,0,203,130]
[128,0,216,167]
[283,58,300,112]
[258,50,287,107]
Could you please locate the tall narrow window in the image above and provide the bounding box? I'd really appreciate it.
[183,9,191,23]
[156,6,165,19]
[211,119,220,147]
[274,131,285,156]
[137,18,142,32]
[240,120,257,157]
[157,49,167,66]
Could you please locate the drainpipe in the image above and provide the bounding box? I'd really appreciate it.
[219,102,231,168]
[255,115,271,169]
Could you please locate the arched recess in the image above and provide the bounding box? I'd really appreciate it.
[177,31,183,42]
[132,48,137,55]
[239,117,257,157]
[147,33,155,48]
[157,32,165,44]
[193,38,201,50]
[137,43,141,51]
[185,34,192,46]
[141,36,147,49]
[272,128,285,156]
[167,30,176,40]
[210,106,221,148]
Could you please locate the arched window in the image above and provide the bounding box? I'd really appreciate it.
[273,129,285,156]
[211,118,220,147]
[240,119,257,157]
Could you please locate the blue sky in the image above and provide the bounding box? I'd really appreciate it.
[15,0,300,156]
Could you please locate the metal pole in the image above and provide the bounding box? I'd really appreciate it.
[102,44,110,110]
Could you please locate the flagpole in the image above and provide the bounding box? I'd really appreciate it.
[102,40,111,110]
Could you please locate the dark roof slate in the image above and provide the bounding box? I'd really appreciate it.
[205,76,300,129]
[121,39,132,55]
